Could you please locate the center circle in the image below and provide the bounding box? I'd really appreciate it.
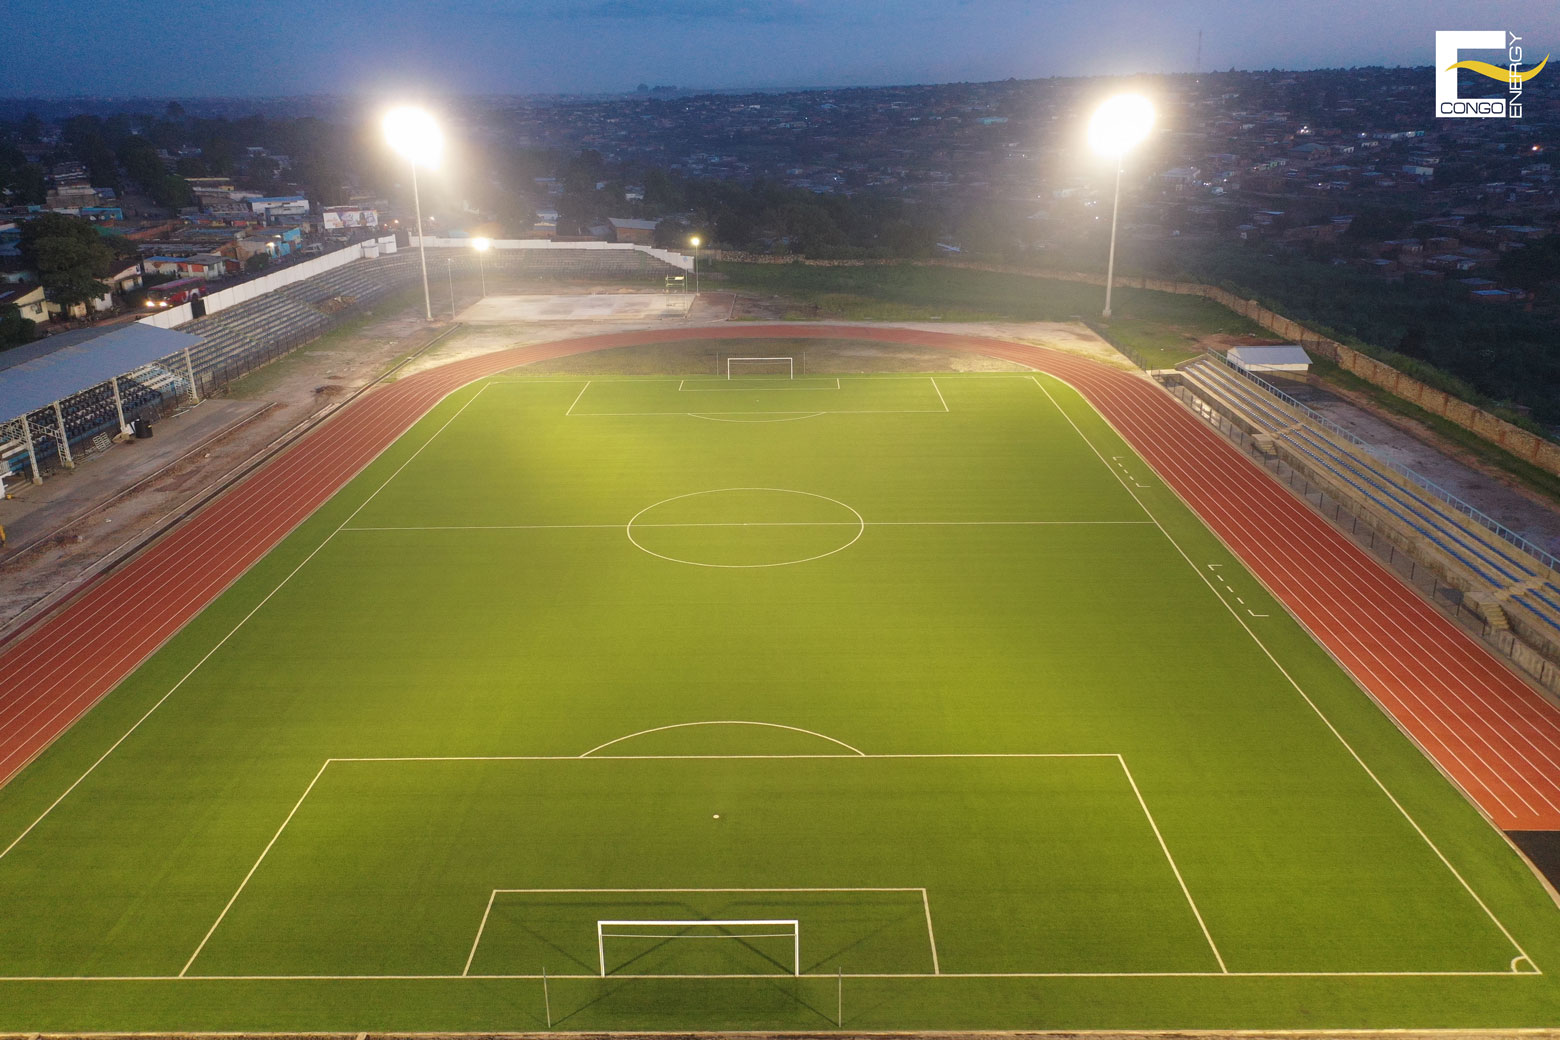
[626,488,865,568]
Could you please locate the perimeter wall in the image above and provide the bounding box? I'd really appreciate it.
[710,252,1560,478]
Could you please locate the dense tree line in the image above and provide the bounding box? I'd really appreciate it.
[1140,240,1560,424]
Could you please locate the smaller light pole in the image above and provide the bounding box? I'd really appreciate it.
[689,235,701,295]
[445,258,456,317]
[1087,94,1155,319]
[472,236,491,297]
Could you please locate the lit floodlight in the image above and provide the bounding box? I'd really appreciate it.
[382,106,443,168]
[689,235,701,248]
[1088,94,1155,320]
[472,236,491,251]
[1087,94,1155,158]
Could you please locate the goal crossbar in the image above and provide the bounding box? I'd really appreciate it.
[726,356,795,379]
[596,918,800,976]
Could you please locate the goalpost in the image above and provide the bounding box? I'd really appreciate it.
[725,356,796,379]
[596,918,800,976]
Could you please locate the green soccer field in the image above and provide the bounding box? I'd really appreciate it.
[3,362,1560,1032]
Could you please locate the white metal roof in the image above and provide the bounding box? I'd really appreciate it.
[1228,345,1312,370]
[0,323,201,420]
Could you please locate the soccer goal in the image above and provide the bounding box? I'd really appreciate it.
[726,356,796,379]
[597,918,800,976]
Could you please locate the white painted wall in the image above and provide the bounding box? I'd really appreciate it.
[136,236,400,328]
[409,236,693,272]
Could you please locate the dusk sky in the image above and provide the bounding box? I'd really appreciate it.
[3,0,1556,97]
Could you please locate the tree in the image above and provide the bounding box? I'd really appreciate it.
[0,304,37,351]
[245,254,271,273]
[0,144,47,205]
[19,213,113,312]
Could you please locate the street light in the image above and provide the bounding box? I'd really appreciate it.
[383,106,443,321]
[472,237,490,297]
[1088,93,1155,319]
[689,235,701,295]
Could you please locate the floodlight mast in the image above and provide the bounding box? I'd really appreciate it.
[383,106,443,321]
[473,236,491,297]
[1088,94,1155,319]
[689,235,701,295]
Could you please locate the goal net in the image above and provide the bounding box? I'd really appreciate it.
[726,356,795,379]
[597,918,800,976]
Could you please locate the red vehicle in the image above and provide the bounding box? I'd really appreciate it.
[143,278,205,309]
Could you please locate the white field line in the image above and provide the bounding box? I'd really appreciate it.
[1029,373,1537,972]
[340,520,1156,532]
[463,890,498,977]
[571,409,949,417]
[175,386,501,977]
[168,749,1523,983]
[688,412,825,424]
[921,888,941,975]
[578,720,867,758]
[333,752,1122,762]
[0,385,495,868]
[564,380,592,416]
[1116,756,1227,973]
[179,759,333,976]
[0,968,1539,982]
[930,377,949,413]
[484,374,1028,386]
[177,753,1109,979]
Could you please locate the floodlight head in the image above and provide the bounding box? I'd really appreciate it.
[1088,93,1155,159]
[689,235,701,248]
[383,106,443,168]
[472,236,491,251]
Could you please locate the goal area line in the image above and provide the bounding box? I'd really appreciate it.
[466,886,939,979]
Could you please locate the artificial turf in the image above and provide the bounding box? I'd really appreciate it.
[1,363,1559,1031]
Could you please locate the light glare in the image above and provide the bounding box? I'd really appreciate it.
[472,237,491,251]
[1088,94,1155,158]
[383,106,443,168]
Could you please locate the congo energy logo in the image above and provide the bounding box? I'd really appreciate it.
[1436,30,1548,117]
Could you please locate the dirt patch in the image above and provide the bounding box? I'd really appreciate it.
[0,307,451,638]
[1270,373,1560,553]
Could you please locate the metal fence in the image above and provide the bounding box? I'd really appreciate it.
[1201,350,1560,576]
[1167,382,1560,697]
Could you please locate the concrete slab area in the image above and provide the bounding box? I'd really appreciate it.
[1269,374,1560,555]
[0,398,268,556]
[457,293,695,322]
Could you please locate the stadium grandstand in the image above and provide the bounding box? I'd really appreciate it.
[0,324,200,484]
[0,238,691,482]
[1166,351,1560,669]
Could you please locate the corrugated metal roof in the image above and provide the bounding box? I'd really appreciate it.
[0,323,201,420]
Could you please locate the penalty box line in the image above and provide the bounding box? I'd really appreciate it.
[463,887,938,978]
[558,375,949,416]
[181,751,1213,980]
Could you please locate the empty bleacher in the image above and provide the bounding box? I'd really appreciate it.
[4,375,164,476]
[175,256,424,386]
[1173,353,1560,647]
[171,247,683,389]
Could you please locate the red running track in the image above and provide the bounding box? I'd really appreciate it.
[2,324,1558,831]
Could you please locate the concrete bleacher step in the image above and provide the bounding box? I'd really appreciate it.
[1178,356,1560,641]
